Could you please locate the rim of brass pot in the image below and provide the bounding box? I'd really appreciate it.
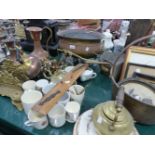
[110,34,155,125]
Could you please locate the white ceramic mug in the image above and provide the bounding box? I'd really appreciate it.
[42,82,56,95]
[24,110,48,130]
[36,79,49,91]
[69,85,85,105]
[57,91,70,106]
[22,80,36,91]
[65,101,80,123]
[80,70,97,82]
[21,90,43,115]
[48,104,66,128]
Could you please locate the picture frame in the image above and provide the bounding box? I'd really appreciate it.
[124,63,155,84]
[120,46,155,81]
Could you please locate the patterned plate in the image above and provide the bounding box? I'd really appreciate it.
[73,110,139,135]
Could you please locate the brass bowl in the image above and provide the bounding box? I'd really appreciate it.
[112,78,155,124]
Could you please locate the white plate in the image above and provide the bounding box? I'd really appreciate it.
[73,110,139,135]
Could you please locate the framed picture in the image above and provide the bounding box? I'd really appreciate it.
[120,46,155,81]
[124,63,155,84]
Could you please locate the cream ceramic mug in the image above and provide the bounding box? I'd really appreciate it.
[57,91,71,106]
[69,85,85,105]
[36,79,49,91]
[21,90,43,115]
[80,69,97,82]
[48,104,66,128]
[24,110,48,130]
[65,101,80,123]
[42,82,56,95]
[22,80,36,91]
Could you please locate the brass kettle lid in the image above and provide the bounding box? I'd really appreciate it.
[102,101,130,122]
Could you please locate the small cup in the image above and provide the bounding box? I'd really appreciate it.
[42,82,56,95]
[24,110,48,130]
[80,69,97,82]
[48,104,66,128]
[57,91,70,106]
[64,66,74,73]
[36,79,49,91]
[21,90,43,115]
[65,101,80,123]
[22,80,36,91]
[69,85,85,105]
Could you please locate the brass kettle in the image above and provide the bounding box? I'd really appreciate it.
[92,87,134,135]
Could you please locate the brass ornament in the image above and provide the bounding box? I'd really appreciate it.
[0,71,23,110]
[0,58,33,110]
[0,58,29,82]
[41,59,63,80]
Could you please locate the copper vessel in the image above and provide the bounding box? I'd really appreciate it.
[23,55,42,79]
[26,26,49,60]
[3,37,42,79]
[58,29,102,58]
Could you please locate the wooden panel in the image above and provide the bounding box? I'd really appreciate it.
[32,64,88,115]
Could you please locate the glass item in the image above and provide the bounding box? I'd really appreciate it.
[26,26,49,60]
